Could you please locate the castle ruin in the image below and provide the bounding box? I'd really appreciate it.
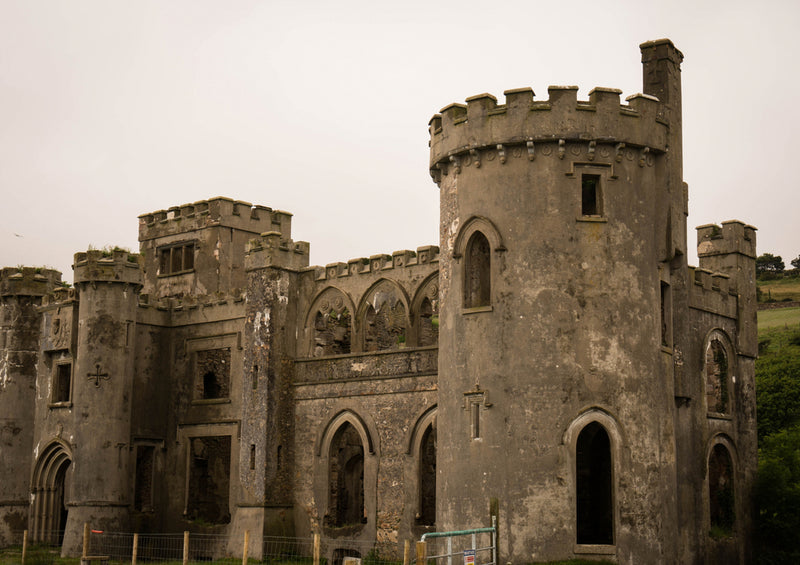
[0,39,757,564]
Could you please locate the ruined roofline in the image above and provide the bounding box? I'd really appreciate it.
[429,86,667,176]
[308,245,439,281]
[138,196,292,242]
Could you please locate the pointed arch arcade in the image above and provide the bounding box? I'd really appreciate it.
[31,440,73,543]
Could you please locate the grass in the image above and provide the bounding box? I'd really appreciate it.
[757,276,800,302]
[758,307,800,330]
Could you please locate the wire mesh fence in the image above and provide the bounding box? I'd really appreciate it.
[1,530,412,565]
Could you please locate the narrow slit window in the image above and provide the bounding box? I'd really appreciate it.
[660,281,671,347]
[464,231,491,308]
[581,174,601,216]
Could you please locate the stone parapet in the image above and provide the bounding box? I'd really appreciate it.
[309,245,439,281]
[245,232,310,272]
[294,346,438,384]
[429,84,668,180]
[72,249,144,287]
[697,220,757,259]
[688,266,737,318]
[0,267,61,297]
[138,197,291,242]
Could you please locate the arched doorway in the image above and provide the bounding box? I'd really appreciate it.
[576,422,613,545]
[31,441,72,544]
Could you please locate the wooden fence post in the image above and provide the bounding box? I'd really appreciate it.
[183,531,190,565]
[132,532,139,565]
[21,530,28,565]
[83,523,90,558]
[313,533,320,565]
[403,540,410,565]
[416,541,427,565]
[243,530,250,565]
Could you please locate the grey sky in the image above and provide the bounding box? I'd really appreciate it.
[1,0,797,282]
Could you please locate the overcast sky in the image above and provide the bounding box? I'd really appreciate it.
[1,0,797,282]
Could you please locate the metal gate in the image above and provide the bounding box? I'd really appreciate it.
[418,517,496,565]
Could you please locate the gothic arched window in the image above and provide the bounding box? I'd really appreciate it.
[708,443,735,536]
[705,336,730,414]
[464,231,491,308]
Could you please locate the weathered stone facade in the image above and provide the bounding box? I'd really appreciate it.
[0,40,756,564]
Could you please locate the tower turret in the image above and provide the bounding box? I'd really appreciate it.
[56,249,143,554]
[430,42,685,564]
[0,267,60,546]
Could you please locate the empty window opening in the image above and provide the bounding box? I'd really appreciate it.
[249,445,256,470]
[364,302,406,352]
[158,242,195,276]
[581,174,601,216]
[418,296,439,347]
[660,281,671,347]
[464,232,491,308]
[576,422,614,545]
[327,422,365,527]
[706,339,729,413]
[134,445,155,512]
[708,444,735,536]
[252,364,258,390]
[53,362,72,403]
[187,436,231,524]
[417,424,436,526]
[277,445,283,470]
[314,308,352,357]
[195,348,231,400]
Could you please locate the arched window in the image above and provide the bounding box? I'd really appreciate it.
[576,422,614,545]
[464,231,491,308]
[705,335,730,414]
[417,424,436,525]
[418,296,439,346]
[314,308,352,357]
[363,284,407,351]
[327,422,365,527]
[708,443,735,536]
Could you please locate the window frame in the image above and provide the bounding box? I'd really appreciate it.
[50,358,73,407]
[158,241,196,277]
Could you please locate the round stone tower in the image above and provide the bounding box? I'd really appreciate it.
[60,249,143,553]
[0,267,60,546]
[430,40,686,563]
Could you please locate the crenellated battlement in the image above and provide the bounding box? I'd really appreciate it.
[688,265,737,318]
[0,267,61,297]
[73,249,144,287]
[429,85,667,179]
[696,220,757,259]
[245,232,311,272]
[309,245,439,281]
[138,197,292,242]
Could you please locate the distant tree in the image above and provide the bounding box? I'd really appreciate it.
[757,253,785,274]
[792,255,800,270]
[757,424,800,560]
